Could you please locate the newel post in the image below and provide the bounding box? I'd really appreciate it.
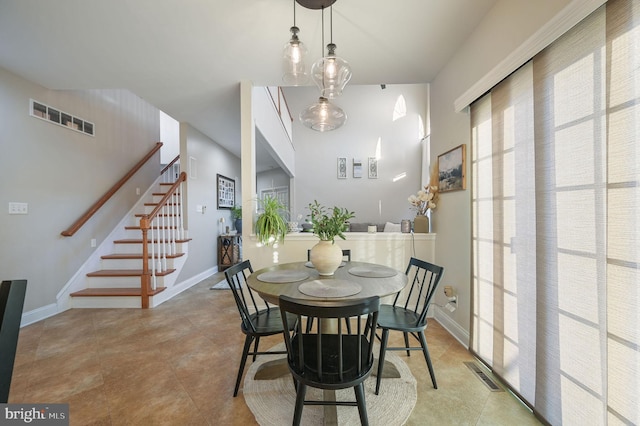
[140,216,151,309]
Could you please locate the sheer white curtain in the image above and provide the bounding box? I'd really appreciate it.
[470,1,638,424]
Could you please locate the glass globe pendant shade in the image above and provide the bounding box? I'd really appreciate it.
[311,43,352,98]
[299,97,346,132]
[282,26,309,85]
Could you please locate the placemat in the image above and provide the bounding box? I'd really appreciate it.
[257,270,309,283]
[298,279,362,298]
[348,265,398,278]
[304,261,347,268]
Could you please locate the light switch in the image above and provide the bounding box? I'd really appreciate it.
[8,202,28,214]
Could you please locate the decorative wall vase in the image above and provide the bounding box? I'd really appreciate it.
[413,215,429,233]
[310,240,343,275]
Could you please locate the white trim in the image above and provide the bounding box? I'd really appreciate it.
[20,303,59,327]
[433,306,470,349]
[150,266,218,307]
[454,0,606,112]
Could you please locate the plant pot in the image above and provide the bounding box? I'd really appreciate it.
[234,219,242,234]
[309,240,343,276]
[414,215,429,233]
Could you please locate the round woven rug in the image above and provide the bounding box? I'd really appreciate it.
[243,344,417,425]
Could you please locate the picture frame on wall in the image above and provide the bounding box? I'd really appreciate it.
[353,159,363,178]
[337,157,347,179]
[368,157,378,179]
[437,144,466,192]
[217,174,235,209]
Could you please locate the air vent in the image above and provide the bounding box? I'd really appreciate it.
[30,99,94,136]
[464,362,503,392]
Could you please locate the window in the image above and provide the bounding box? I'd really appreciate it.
[470,1,638,424]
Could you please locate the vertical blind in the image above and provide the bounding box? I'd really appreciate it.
[470,0,638,424]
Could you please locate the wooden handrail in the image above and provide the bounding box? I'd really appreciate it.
[140,171,186,224]
[160,154,180,176]
[61,142,163,237]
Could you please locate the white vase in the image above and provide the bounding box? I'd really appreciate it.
[310,240,343,276]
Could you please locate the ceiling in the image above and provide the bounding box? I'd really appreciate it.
[0,0,498,158]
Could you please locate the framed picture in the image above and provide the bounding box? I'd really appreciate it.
[337,157,347,179]
[217,174,235,209]
[353,159,363,178]
[368,157,378,179]
[438,144,466,192]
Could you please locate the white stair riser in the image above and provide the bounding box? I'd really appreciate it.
[123,228,182,239]
[85,275,167,289]
[100,258,177,270]
[143,205,181,215]
[152,194,181,203]
[72,296,143,309]
[114,242,187,254]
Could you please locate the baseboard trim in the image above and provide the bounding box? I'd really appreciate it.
[150,266,218,307]
[21,303,59,327]
[433,306,470,349]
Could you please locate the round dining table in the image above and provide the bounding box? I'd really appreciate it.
[245,261,408,424]
[247,260,408,305]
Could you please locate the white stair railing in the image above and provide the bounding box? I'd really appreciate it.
[140,170,186,308]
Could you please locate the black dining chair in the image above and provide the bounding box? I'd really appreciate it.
[279,295,380,426]
[224,260,295,397]
[306,248,351,262]
[375,257,444,394]
[1,279,27,403]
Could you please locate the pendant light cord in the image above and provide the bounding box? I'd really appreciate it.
[321,6,325,53]
[330,5,333,44]
[293,0,296,27]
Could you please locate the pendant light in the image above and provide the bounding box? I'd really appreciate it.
[282,0,309,85]
[299,96,346,132]
[310,5,351,98]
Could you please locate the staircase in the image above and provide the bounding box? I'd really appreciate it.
[70,177,190,308]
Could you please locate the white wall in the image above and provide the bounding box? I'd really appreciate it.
[429,0,580,341]
[0,67,161,312]
[285,84,430,224]
[176,123,241,281]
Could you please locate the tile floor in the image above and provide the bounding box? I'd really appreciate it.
[9,273,542,425]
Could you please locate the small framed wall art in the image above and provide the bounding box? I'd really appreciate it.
[437,144,466,192]
[353,159,363,178]
[337,157,347,179]
[368,157,378,179]
[217,174,235,209]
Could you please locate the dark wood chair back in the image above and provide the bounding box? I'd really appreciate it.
[393,257,444,327]
[1,279,27,403]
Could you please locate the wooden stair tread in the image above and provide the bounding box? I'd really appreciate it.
[101,253,185,260]
[71,287,166,297]
[87,269,176,277]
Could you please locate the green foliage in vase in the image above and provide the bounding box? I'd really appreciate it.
[255,195,288,246]
[307,200,355,244]
[231,205,242,220]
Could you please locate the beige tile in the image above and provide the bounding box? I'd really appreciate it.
[9,273,538,425]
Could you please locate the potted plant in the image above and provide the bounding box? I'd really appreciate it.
[307,200,355,275]
[255,195,288,246]
[231,205,242,234]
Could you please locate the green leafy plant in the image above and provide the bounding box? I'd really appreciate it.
[231,205,242,220]
[307,200,355,243]
[255,195,288,246]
